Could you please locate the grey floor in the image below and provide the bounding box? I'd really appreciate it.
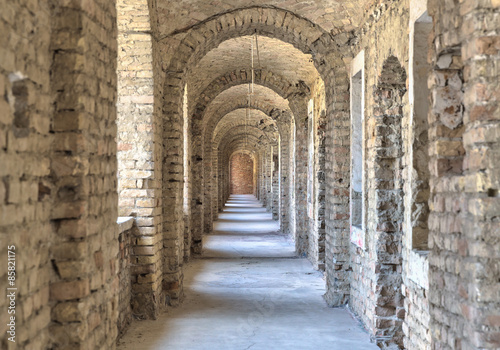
[117,194,377,350]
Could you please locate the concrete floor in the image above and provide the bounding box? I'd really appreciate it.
[117,195,377,350]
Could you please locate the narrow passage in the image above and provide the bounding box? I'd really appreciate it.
[118,195,377,350]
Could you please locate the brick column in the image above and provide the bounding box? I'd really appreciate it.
[290,97,309,255]
[117,0,164,318]
[49,0,120,347]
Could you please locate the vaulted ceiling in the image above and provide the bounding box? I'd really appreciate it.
[149,0,373,155]
[153,0,375,36]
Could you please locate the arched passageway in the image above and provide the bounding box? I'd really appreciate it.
[2,0,499,349]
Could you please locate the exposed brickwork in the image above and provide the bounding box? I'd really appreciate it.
[428,0,500,349]
[347,2,431,348]
[2,1,499,349]
[230,153,254,194]
[0,1,52,348]
[49,0,120,348]
[117,0,166,318]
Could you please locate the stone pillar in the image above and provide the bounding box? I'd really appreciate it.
[190,119,204,254]
[203,137,213,233]
[264,147,272,211]
[277,113,293,234]
[322,52,352,307]
[272,145,280,220]
[162,71,186,306]
[290,97,309,255]
[211,145,219,218]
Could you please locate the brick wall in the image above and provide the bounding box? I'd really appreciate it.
[428,0,500,349]
[346,1,432,348]
[230,153,254,194]
[0,0,52,347]
[49,0,120,348]
[117,0,166,318]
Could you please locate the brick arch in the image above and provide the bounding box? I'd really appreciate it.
[200,82,294,186]
[194,70,303,127]
[206,99,283,139]
[211,107,280,140]
[222,138,265,156]
[217,126,274,148]
[230,149,256,160]
[193,81,294,246]
[213,117,279,146]
[162,6,337,138]
[162,7,328,91]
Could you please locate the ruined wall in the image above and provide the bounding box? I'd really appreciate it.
[428,0,500,349]
[230,153,254,194]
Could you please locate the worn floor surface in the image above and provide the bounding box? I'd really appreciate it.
[117,195,377,350]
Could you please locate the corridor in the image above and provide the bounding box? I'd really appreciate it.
[117,195,377,350]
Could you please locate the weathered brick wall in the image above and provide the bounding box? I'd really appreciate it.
[49,0,119,348]
[346,1,431,348]
[0,0,147,347]
[322,33,352,308]
[0,1,52,348]
[402,2,432,349]
[117,0,166,318]
[230,153,254,194]
[428,0,500,349]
